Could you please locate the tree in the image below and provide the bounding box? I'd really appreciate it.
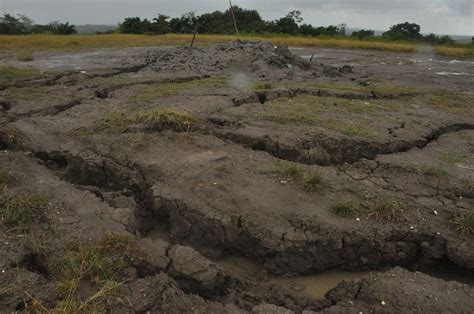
[383,22,422,41]
[170,12,197,34]
[0,14,30,34]
[270,11,303,34]
[152,14,171,35]
[352,29,375,39]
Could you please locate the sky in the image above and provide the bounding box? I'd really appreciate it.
[1,0,473,36]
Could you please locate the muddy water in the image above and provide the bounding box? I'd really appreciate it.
[216,254,372,299]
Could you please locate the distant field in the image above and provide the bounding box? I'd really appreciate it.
[0,34,472,59]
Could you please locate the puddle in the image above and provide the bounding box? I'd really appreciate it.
[435,71,471,76]
[215,253,372,299]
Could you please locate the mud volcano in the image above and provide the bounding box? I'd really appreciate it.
[0,41,473,312]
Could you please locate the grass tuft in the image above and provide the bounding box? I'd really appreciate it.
[0,194,48,231]
[332,200,362,217]
[134,108,199,132]
[0,169,10,186]
[451,212,474,235]
[302,170,327,192]
[0,127,23,149]
[367,196,405,222]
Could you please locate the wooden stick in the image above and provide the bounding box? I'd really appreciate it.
[190,23,198,48]
[309,54,314,64]
[229,0,239,36]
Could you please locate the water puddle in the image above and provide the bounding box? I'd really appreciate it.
[435,71,471,76]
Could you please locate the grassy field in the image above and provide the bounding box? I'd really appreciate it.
[0,34,472,59]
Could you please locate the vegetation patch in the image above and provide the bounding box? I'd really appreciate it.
[0,65,39,83]
[98,108,201,133]
[0,193,48,232]
[436,152,467,164]
[0,169,10,186]
[367,196,406,222]
[264,162,328,192]
[136,77,227,101]
[332,200,362,217]
[451,212,474,235]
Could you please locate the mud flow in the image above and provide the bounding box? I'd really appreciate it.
[0,40,473,312]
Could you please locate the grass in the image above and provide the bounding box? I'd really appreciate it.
[367,196,406,222]
[16,51,34,62]
[0,34,471,58]
[134,108,199,132]
[0,194,48,231]
[302,171,327,192]
[264,162,328,192]
[332,200,362,217]
[136,77,228,101]
[98,108,200,133]
[56,231,133,312]
[0,65,39,83]
[0,169,10,186]
[437,152,467,164]
[451,212,474,235]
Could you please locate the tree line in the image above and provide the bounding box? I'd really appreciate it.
[118,7,455,44]
[0,8,457,45]
[0,13,76,35]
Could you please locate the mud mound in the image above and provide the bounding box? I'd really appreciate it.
[142,40,311,77]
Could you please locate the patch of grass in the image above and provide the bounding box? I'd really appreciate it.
[16,51,34,62]
[97,110,130,132]
[0,169,10,186]
[302,170,327,192]
[0,34,469,58]
[342,123,371,137]
[134,108,199,132]
[367,196,406,222]
[451,212,474,235]
[57,231,133,312]
[98,108,200,133]
[0,65,39,83]
[136,77,227,101]
[421,166,449,178]
[0,194,48,231]
[437,152,466,164]
[70,127,95,138]
[332,200,362,217]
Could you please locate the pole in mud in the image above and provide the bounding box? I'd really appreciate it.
[190,23,198,48]
[229,0,240,36]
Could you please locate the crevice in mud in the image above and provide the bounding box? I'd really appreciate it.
[18,253,49,277]
[232,87,416,107]
[214,123,474,166]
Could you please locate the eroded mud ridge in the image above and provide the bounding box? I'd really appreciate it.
[1,41,473,312]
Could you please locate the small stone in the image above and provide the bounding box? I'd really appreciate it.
[433,210,438,215]
[381,301,386,306]
[356,217,361,222]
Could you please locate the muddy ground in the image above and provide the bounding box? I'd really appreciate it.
[0,41,473,312]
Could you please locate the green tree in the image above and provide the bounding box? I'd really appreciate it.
[352,29,375,39]
[383,22,422,41]
[152,14,171,34]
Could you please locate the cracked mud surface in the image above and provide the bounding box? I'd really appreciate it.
[1,41,473,312]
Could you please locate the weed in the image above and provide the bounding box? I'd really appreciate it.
[134,108,199,132]
[421,166,449,178]
[0,194,48,231]
[437,152,466,164]
[57,231,132,312]
[17,51,34,62]
[285,164,302,180]
[0,169,10,186]
[367,196,405,222]
[0,127,23,149]
[342,123,370,137]
[0,65,39,83]
[302,170,327,192]
[97,110,130,132]
[332,200,362,217]
[71,127,95,138]
[451,212,474,235]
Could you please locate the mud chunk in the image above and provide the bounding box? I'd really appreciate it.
[252,304,294,314]
[167,245,230,293]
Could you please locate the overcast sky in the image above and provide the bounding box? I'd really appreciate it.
[1,0,472,36]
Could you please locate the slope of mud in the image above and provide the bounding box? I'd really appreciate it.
[1,41,473,312]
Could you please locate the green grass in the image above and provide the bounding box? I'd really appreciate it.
[98,108,201,133]
[0,34,471,58]
[0,194,48,231]
[0,169,10,186]
[57,231,133,312]
[451,212,474,235]
[421,166,449,178]
[437,152,467,164]
[302,170,327,192]
[367,196,406,222]
[263,162,328,192]
[136,77,228,101]
[332,200,362,217]
[0,65,39,83]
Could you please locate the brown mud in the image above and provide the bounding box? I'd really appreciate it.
[0,40,473,312]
